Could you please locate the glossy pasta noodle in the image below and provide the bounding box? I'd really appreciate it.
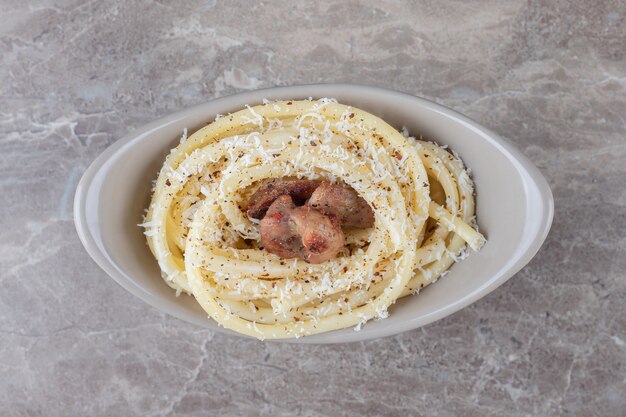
[141,99,485,339]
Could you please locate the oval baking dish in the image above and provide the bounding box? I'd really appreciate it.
[74,84,553,343]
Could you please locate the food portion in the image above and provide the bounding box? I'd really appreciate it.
[141,98,486,339]
[251,179,373,263]
[308,181,375,228]
[247,179,320,220]
[259,193,345,264]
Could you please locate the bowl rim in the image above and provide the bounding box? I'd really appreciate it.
[74,83,554,343]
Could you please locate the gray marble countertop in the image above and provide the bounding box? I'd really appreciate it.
[2,1,625,416]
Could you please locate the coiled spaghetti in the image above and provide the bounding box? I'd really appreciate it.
[141,99,485,339]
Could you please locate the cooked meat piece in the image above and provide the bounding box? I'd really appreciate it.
[307,182,374,228]
[259,195,303,259]
[260,195,345,264]
[247,179,321,220]
[290,205,345,264]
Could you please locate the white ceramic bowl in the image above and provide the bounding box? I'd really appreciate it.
[74,84,553,343]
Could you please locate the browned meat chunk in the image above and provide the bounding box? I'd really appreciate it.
[259,195,302,259]
[247,179,321,220]
[290,205,345,264]
[307,182,374,228]
[259,195,345,264]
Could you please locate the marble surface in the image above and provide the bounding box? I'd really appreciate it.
[1,0,625,415]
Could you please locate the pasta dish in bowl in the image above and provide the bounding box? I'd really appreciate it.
[73,84,553,343]
[141,99,485,339]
